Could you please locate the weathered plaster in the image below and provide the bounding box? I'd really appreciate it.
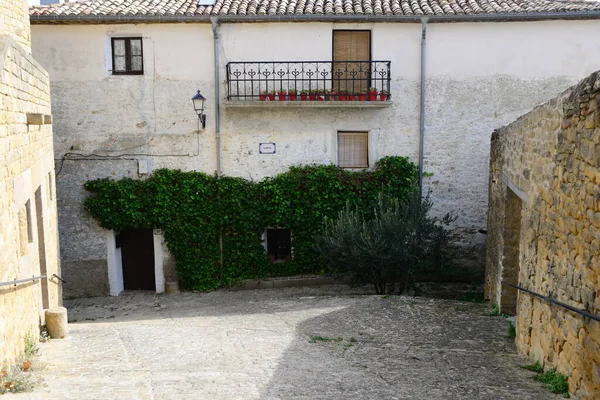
[153,231,165,294]
[29,19,600,296]
[106,230,123,296]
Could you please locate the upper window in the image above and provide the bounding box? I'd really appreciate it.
[111,38,143,75]
[338,131,369,169]
[333,30,371,93]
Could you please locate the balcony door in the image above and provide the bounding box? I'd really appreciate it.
[333,30,371,93]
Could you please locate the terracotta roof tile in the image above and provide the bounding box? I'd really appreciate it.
[29,0,600,19]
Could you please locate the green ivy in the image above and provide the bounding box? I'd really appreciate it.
[84,156,418,291]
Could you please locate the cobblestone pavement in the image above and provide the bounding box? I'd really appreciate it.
[14,286,558,399]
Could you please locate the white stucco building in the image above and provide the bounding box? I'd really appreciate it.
[28,0,600,297]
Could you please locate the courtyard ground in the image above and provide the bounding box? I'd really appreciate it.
[13,286,557,399]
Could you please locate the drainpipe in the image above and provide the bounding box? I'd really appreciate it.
[211,17,222,177]
[418,17,428,198]
[211,17,225,279]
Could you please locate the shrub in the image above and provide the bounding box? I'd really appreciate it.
[315,190,455,294]
[533,368,569,397]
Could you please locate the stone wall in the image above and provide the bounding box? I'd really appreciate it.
[486,70,600,398]
[0,0,61,367]
[0,0,31,48]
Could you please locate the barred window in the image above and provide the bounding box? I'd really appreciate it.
[266,228,292,262]
[338,132,368,169]
[111,38,143,75]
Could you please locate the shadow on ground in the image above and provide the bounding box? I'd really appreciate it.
[23,285,556,400]
[258,294,555,399]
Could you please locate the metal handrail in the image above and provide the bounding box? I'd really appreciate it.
[0,275,47,288]
[226,60,392,100]
[510,284,600,322]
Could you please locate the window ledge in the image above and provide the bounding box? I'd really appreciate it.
[224,100,393,109]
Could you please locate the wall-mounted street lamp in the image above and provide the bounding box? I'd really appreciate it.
[191,90,207,129]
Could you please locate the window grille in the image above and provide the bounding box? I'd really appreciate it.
[266,229,292,262]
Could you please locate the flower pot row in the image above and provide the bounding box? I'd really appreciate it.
[259,89,390,102]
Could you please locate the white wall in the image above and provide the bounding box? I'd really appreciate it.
[30,19,600,294]
[32,24,216,290]
[423,20,600,230]
[218,22,421,179]
[427,20,600,78]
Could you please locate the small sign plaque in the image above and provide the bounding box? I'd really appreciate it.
[259,142,276,154]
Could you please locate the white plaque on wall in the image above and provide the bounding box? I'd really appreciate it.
[259,142,276,154]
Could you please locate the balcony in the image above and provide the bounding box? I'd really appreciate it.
[225,61,392,108]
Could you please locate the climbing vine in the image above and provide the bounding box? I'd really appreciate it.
[84,156,418,291]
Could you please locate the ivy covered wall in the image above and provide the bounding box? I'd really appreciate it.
[84,156,418,290]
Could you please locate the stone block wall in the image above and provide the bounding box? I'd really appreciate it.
[486,71,600,398]
[0,0,61,367]
[0,0,31,48]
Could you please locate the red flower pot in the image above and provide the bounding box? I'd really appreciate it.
[339,94,347,101]
[367,91,378,101]
[277,92,286,101]
[380,93,389,101]
[259,93,267,101]
[348,94,355,101]
[268,93,275,101]
[358,94,367,101]
[289,93,297,101]
[309,94,317,101]
[328,93,337,101]
[301,94,308,101]
[318,94,325,101]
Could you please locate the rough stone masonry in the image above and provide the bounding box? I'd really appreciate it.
[486,70,600,398]
[0,0,61,367]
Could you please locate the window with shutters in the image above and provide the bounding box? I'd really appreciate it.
[111,38,143,75]
[333,30,371,93]
[338,131,369,169]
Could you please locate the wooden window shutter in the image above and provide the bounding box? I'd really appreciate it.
[333,31,371,92]
[333,31,370,61]
[338,132,368,169]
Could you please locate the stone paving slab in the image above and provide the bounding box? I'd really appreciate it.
[12,286,558,399]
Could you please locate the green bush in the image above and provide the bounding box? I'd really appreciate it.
[315,190,455,294]
[84,157,419,291]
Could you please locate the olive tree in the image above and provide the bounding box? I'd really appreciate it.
[315,190,455,294]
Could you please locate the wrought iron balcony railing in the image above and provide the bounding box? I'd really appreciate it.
[226,61,391,101]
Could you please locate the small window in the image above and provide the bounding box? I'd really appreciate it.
[47,172,53,202]
[338,131,368,169]
[25,200,34,243]
[111,38,143,75]
[18,207,28,256]
[266,228,292,262]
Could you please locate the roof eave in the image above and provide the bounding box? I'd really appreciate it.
[28,11,600,24]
